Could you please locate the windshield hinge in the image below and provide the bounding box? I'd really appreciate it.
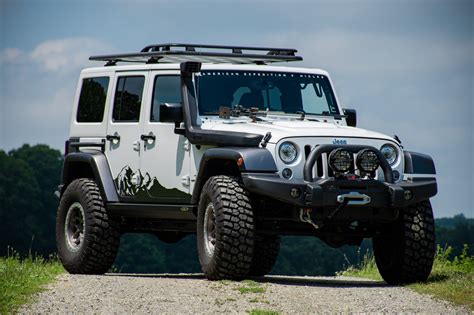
[260,132,272,148]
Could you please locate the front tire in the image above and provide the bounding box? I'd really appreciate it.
[56,178,120,274]
[197,176,255,280]
[373,200,435,284]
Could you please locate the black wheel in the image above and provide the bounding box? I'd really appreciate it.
[197,175,255,280]
[373,200,435,284]
[249,234,281,277]
[56,178,120,274]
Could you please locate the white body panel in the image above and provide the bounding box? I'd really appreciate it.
[200,117,394,144]
[105,71,150,195]
[140,70,191,198]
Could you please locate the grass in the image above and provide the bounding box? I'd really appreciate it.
[0,250,64,314]
[236,280,266,294]
[340,244,474,310]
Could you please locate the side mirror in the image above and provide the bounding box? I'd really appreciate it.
[160,102,183,123]
[343,108,357,127]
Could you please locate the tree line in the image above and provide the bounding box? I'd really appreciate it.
[1,144,472,275]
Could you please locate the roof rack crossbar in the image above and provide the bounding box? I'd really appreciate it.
[90,43,302,65]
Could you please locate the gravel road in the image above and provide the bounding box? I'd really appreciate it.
[22,274,468,314]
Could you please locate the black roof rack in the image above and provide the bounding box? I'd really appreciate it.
[89,43,303,66]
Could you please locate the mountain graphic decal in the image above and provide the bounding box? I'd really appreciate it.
[114,166,191,201]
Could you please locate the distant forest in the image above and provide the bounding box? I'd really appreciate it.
[1,144,472,276]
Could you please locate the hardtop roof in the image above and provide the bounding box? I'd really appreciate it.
[81,63,330,77]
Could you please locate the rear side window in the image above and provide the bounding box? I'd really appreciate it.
[112,76,145,122]
[151,76,181,122]
[76,77,109,122]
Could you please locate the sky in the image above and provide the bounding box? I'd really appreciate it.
[0,0,472,218]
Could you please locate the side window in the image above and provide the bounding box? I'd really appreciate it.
[76,77,109,122]
[112,76,145,122]
[151,76,181,122]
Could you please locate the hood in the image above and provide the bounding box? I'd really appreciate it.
[202,119,395,144]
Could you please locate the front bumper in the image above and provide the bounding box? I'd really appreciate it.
[242,173,437,209]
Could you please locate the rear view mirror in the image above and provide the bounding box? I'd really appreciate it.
[343,108,357,127]
[160,103,183,123]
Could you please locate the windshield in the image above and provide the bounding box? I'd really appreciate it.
[196,70,339,116]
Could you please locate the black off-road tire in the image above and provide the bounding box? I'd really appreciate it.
[249,234,281,277]
[373,200,435,284]
[197,175,255,280]
[56,178,121,274]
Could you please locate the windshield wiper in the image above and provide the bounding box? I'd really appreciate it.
[320,111,346,119]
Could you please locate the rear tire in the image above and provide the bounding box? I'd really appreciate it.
[249,234,280,277]
[197,176,255,280]
[373,200,435,284]
[56,178,120,274]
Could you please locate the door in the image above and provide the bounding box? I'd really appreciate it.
[139,71,191,203]
[106,72,148,199]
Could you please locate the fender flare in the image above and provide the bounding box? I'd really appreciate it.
[191,147,278,204]
[61,151,119,202]
[403,151,436,175]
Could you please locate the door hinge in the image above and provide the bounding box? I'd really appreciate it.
[132,140,140,152]
[181,175,190,186]
[183,139,190,151]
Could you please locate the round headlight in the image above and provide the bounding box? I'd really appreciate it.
[356,149,380,172]
[328,148,353,172]
[381,144,398,165]
[279,142,297,164]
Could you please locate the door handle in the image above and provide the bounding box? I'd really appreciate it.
[140,134,156,142]
[106,134,121,144]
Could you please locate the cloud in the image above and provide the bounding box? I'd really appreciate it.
[30,38,112,72]
[0,48,25,63]
[3,81,76,150]
[266,29,473,75]
[0,37,112,73]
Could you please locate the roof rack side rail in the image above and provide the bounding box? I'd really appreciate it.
[140,43,298,55]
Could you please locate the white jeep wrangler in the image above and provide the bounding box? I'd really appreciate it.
[56,43,437,284]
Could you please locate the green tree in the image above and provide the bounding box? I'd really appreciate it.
[436,214,474,257]
[0,145,62,256]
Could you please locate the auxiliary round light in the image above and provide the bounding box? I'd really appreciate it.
[282,168,293,179]
[279,142,298,164]
[328,148,353,173]
[356,149,380,172]
[381,144,398,165]
[392,170,401,182]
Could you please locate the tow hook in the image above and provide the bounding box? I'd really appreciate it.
[299,208,321,230]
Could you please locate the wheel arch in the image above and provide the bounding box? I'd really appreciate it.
[61,151,119,202]
[191,147,278,205]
